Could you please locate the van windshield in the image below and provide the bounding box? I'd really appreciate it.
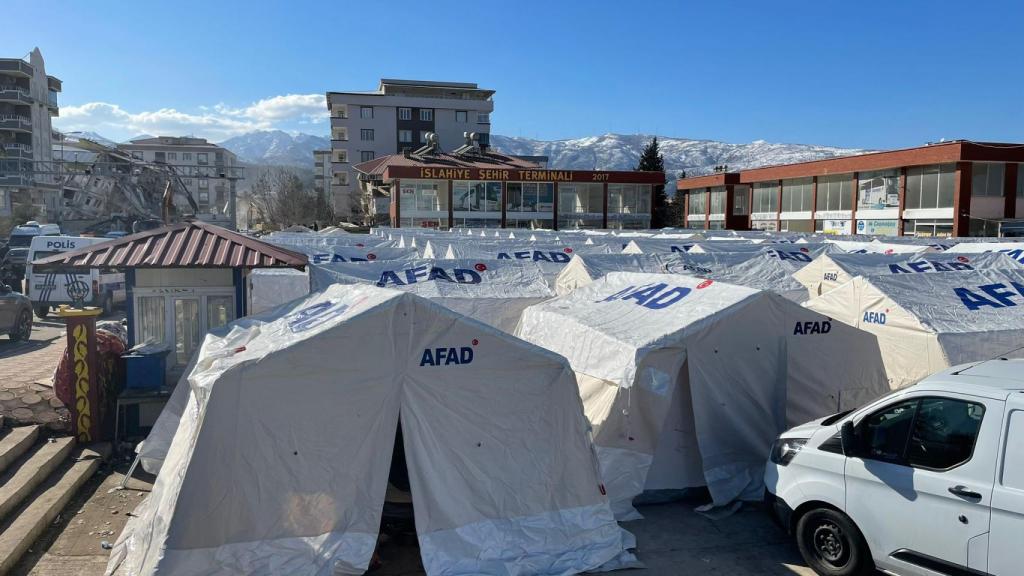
[8,235,34,247]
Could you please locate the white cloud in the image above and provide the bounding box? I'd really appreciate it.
[55,94,327,142]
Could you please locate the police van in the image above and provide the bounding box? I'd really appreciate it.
[26,235,125,318]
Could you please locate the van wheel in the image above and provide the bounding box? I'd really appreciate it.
[796,508,873,576]
[35,305,49,319]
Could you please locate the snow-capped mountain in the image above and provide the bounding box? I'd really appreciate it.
[61,131,119,147]
[218,130,330,167]
[489,134,870,177]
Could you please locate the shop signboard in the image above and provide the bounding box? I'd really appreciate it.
[856,219,899,236]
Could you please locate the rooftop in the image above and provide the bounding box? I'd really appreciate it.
[32,220,307,270]
[354,150,543,179]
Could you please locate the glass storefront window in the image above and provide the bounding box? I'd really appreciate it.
[816,174,853,211]
[687,189,707,216]
[905,164,955,209]
[733,185,750,215]
[709,186,726,215]
[972,163,1005,197]
[752,182,779,213]
[507,182,554,213]
[453,181,501,213]
[558,183,604,214]
[858,169,900,210]
[781,178,813,212]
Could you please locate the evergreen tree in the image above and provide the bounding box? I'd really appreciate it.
[635,137,670,228]
[666,170,687,226]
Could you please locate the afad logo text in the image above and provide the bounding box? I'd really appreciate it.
[420,338,479,366]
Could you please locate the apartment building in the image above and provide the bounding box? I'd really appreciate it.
[0,48,61,220]
[326,79,494,223]
[312,148,332,209]
[119,136,242,227]
[677,140,1024,238]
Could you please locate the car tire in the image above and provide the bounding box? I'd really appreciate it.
[35,305,49,319]
[796,508,873,576]
[9,309,31,342]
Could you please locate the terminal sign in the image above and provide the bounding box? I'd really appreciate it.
[417,168,579,182]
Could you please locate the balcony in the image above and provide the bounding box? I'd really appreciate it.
[0,86,32,105]
[0,114,32,131]
[47,90,58,112]
[0,143,32,159]
[0,60,33,77]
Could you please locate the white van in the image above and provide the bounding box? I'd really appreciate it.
[765,360,1024,576]
[26,235,125,317]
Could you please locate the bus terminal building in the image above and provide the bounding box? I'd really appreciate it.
[354,145,663,230]
[677,140,1024,238]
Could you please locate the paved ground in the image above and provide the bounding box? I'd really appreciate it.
[0,310,126,432]
[0,317,70,431]
[14,464,817,576]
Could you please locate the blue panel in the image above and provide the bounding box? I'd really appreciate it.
[233,268,246,318]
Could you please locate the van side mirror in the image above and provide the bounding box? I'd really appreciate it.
[840,421,857,457]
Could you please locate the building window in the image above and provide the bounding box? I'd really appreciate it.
[197,153,209,165]
[398,107,411,121]
[733,185,750,215]
[419,130,430,144]
[972,163,1005,197]
[454,181,502,212]
[333,149,348,163]
[508,182,555,213]
[360,151,374,162]
[400,181,448,213]
[183,152,192,161]
[360,129,374,141]
[399,130,412,143]
[905,164,955,210]
[687,190,707,216]
[198,179,208,189]
[477,113,490,124]
[709,186,726,215]
[781,177,813,212]
[858,169,900,210]
[131,151,144,160]
[167,152,177,161]
[419,109,433,121]
[456,110,468,123]
[360,106,373,119]
[337,171,350,185]
[816,174,853,211]
[752,182,779,213]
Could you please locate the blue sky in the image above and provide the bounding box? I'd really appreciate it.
[8,0,1023,148]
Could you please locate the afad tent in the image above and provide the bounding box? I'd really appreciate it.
[554,254,669,296]
[309,259,553,333]
[664,254,813,303]
[804,269,1024,390]
[248,268,311,314]
[109,284,635,576]
[793,251,1023,298]
[947,241,1024,264]
[516,273,888,517]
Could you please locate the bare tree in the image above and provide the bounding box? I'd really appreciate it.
[250,167,334,230]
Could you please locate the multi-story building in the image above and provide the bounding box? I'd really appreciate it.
[677,140,1024,238]
[312,148,332,209]
[119,136,242,227]
[0,48,61,220]
[326,79,494,222]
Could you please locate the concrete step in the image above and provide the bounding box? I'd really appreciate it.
[0,426,40,476]
[0,444,108,576]
[0,437,75,522]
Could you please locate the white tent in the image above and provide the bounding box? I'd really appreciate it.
[291,245,419,264]
[309,259,553,333]
[804,269,1024,390]
[516,273,888,517]
[664,254,813,303]
[793,251,1023,298]
[554,254,669,296]
[621,238,698,255]
[110,285,635,576]
[248,268,310,314]
[947,241,1024,264]
[823,238,932,255]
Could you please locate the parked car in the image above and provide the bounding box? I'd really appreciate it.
[0,283,32,341]
[765,360,1024,576]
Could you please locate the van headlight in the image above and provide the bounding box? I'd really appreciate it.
[770,438,808,466]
